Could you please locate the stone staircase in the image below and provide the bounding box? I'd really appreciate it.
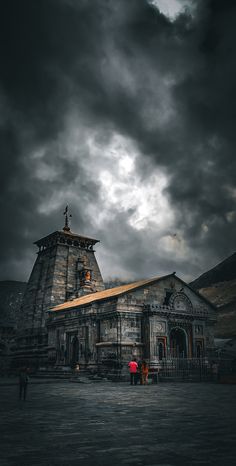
[31,367,108,383]
[32,367,74,380]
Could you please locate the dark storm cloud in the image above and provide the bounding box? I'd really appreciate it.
[0,0,235,281]
[95,0,236,269]
[165,0,236,260]
[0,0,105,279]
[96,210,195,281]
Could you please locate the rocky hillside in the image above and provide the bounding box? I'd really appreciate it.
[0,281,26,327]
[191,252,236,290]
[190,253,236,338]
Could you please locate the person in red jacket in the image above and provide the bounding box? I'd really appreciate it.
[128,357,138,385]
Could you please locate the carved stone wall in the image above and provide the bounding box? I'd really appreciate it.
[15,230,104,366]
[47,275,216,370]
[20,231,104,334]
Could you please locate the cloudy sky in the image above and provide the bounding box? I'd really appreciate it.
[1,0,236,283]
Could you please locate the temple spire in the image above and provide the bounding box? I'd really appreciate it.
[63,205,72,232]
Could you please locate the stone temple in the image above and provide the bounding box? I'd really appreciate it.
[16,212,216,374]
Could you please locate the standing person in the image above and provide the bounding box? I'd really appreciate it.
[138,360,143,385]
[19,367,29,401]
[141,360,149,385]
[74,363,80,378]
[128,357,138,385]
[211,361,219,382]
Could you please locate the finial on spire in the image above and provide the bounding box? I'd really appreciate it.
[63,205,72,232]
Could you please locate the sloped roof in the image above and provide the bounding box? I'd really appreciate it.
[50,274,173,312]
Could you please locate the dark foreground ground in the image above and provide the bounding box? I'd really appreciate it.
[1,380,236,466]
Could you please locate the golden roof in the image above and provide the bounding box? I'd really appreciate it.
[50,275,170,312]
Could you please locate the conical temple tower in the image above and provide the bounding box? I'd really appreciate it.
[16,208,105,366]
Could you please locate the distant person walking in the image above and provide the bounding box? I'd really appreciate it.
[211,361,219,382]
[128,357,138,385]
[141,360,149,385]
[19,368,29,401]
[74,363,80,377]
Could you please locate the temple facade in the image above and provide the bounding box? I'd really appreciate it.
[16,215,216,371]
[47,274,216,372]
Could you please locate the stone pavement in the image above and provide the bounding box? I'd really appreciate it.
[1,381,236,466]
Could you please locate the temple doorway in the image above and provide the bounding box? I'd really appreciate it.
[156,337,166,360]
[170,327,187,358]
[71,336,79,366]
[196,339,204,358]
[66,334,79,367]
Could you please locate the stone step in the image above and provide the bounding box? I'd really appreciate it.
[158,376,212,382]
[31,368,101,380]
[32,369,74,379]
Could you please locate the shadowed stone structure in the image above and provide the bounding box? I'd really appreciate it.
[15,211,216,372]
[16,214,104,366]
[47,273,216,373]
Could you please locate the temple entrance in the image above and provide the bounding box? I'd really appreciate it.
[156,337,166,360]
[71,336,79,366]
[66,334,79,367]
[159,342,164,360]
[196,339,204,358]
[170,327,187,358]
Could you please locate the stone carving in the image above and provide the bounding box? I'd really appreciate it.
[155,322,166,333]
[169,292,193,313]
[195,325,203,335]
[78,267,92,287]
[85,270,91,282]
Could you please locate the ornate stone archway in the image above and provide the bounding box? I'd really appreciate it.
[170,327,187,358]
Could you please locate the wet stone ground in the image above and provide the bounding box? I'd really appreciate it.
[1,380,236,466]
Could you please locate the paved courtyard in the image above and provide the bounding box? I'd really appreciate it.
[1,380,236,466]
